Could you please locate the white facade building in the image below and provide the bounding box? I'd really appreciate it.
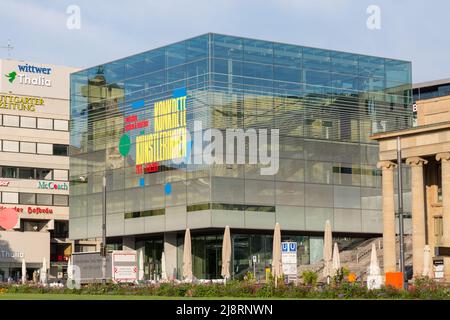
[0,58,78,281]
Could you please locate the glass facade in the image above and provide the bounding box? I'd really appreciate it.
[70,33,412,278]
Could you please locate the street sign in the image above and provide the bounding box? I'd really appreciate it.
[112,250,138,283]
[281,242,297,282]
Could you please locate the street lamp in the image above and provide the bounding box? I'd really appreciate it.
[396,136,406,289]
[101,174,107,284]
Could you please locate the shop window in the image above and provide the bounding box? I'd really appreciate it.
[53,144,68,156]
[37,143,53,155]
[20,117,37,128]
[54,120,69,131]
[3,115,19,127]
[53,195,69,206]
[3,140,19,152]
[2,192,18,204]
[36,168,52,180]
[18,168,35,179]
[20,142,36,153]
[53,170,68,181]
[22,220,47,232]
[2,167,17,178]
[19,193,36,205]
[37,118,53,130]
[37,194,52,205]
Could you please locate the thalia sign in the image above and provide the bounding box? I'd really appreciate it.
[5,63,53,87]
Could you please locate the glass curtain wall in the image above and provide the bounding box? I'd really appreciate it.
[70,33,412,241]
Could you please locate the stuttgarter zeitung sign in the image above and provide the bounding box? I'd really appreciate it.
[0,94,44,112]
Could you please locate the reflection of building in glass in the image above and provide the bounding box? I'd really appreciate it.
[70,34,412,280]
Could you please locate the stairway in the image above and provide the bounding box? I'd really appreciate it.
[298,235,413,282]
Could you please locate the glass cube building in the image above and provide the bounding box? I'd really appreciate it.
[70,33,412,280]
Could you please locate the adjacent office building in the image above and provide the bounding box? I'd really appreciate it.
[372,78,450,281]
[70,33,412,280]
[0,59,77,281]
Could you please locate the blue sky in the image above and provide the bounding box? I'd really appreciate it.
[0,0,447,83]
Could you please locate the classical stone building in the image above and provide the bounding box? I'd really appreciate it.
[372,79,450,281]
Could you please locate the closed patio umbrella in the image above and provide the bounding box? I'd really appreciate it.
[138,250,144,281]
[21,258,26,284]
[272,223,282,287]
[367,243,382,289]
[332,242,341,275]
[422,245,432,277]
[40,257,47,284]
[323,220,333,283]
[221,226,232,284]
[67,256,73,280]
[161,251,167,281]
[183,228,193,281]
[368,243,380,276]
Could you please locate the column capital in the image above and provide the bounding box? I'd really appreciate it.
[436,152,450,162]
[377,161,397,170]
[406,157,428,167]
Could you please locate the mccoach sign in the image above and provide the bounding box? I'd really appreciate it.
[38,181,68,190]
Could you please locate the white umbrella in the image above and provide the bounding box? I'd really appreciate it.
[367,243,382,290]
[422,245,432,277]
[272,223,282,287]
[221,226,232,283]
[40,257,47,284]
[161,251,167,281]
[183,228,193,281]
[323,220,333,282]
[21,258,26,284]
[368,243,380,276]
[67,256,73,280]
[332,242,341,275]
[138,250,145,281]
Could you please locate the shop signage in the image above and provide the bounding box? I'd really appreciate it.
[5,63,52,87]
[112,250,138,283]
[38,181,68,190]
[0,248,24,259]
[135,88,187,165]
[281,242,298,282]
[0,181,10,186]
[27,207,53,214]
[0,94,45,112]
[0,205,54,215]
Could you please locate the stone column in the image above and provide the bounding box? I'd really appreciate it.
[406,157,428,277]
[377,161,397,273]
[436,152,450,281]
[164,232,178,280]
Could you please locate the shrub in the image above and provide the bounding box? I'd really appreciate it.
[301,270,318,286]
[1,278,449,299]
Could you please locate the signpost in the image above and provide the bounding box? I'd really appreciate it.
[281,242,298,283]
[111,250,138,283]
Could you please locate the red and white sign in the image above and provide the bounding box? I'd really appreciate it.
[0,207,18,230]
[0,181,10,187]
[111,250,138,283]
